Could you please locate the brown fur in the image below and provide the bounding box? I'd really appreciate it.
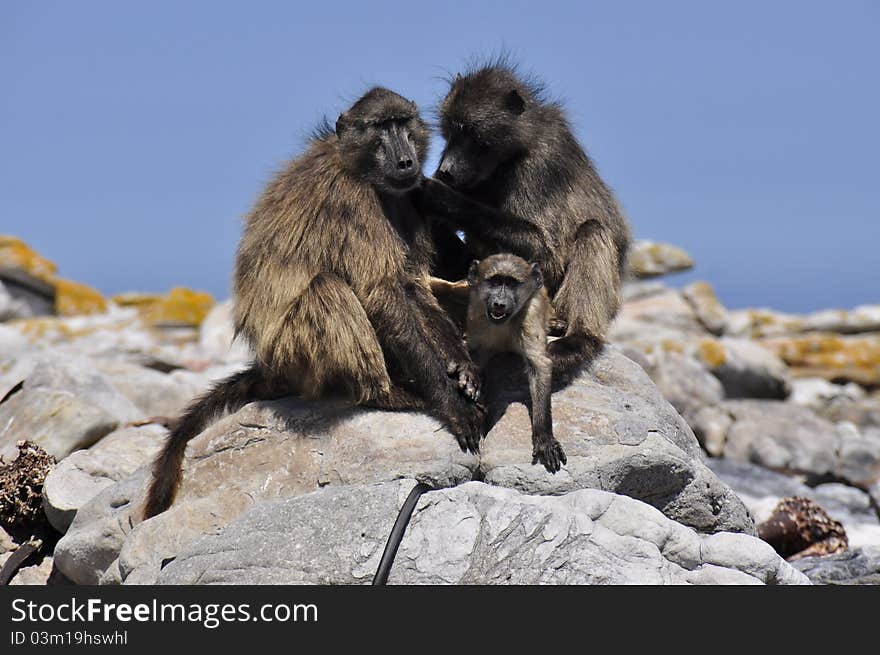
[143,88,483,519]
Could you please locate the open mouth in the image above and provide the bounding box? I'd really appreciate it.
[488,308,510,322]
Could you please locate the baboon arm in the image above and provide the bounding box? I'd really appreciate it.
[420,179,549,262]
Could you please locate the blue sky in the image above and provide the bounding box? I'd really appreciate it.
[2,1,877,312]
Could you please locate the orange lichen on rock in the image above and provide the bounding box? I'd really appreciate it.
[141,287,215,327]
[0,235,58,281]
[759,332,880,386]
[111,292,165,309]
[697,338,727,369]
[54,278,108,316]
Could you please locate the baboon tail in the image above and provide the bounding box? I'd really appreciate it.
[143,364,267,519]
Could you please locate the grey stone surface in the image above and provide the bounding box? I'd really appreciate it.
[53,348,753,585]
[0,354,141,459]
[792,546,880,584]
[42,424,166,533]
[158,482,806,586]
[703,400,880,489]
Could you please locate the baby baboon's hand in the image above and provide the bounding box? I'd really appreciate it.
[532,436,567,474]
[447,359,481,402]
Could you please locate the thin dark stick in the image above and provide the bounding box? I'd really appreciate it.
[372,483,432,586]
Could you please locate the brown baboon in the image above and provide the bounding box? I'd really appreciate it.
[420,61,632,383]
[143,88,483,519]
[466,254,565,472]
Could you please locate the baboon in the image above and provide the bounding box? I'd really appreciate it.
[143,88,484,519]
[421,61,632,383]
[466,254,565,473]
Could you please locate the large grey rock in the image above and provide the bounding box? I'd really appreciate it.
[698,400,880,488]
[0,354,142,459]
[707,458,880,548]
[53,347,753,585]
[634,350,723,420]
[42,425,166,533]
[158,481,806,585]
[792,546,880,584]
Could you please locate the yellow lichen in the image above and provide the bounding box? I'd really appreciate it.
[697,339,727,368]
[54,278,108,316]
[111,292,165,309]
[660,339,684,354]
[759,333,880,386]
[142,287,215,327]
[0,235,58,281]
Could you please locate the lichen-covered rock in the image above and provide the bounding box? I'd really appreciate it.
[696,337,791,399]
[54,278,107,316]
[758,332,880,387]
[801,305,880,335]
[628,240,694,279]
[682,281,728,335]
[157,482,806,586]
[111,287,215,329]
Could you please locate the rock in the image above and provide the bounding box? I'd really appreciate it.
[94,360,210,418]
[8,555,54,586]
[616,350,722,422]
[0,280,33,321]
[696,337,791,399]
[682,281,728,335]
[801,305,880,335]
[53,347,754,585]
[758,332,880,387]
[707,458,880,549]
[42,425,166,533]
[628,240,694,279]
[0,353,142,459]
[53,278,107,316]
[114,287,214,328]
[620,280,668,302]
[789,377,866,410]
[158,481,805,585]
[198,300,252,363]
[726,309,804,339]
[703,400,880,488]
[690,405,734,457]
[792,546,880,584]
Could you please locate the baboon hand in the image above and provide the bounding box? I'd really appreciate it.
[446,398,486,455]
[532,436,567,474]
[446,359,481,402]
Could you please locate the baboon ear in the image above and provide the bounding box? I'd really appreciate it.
[505,89,526,115]
[335,113,350,137]
[454,73,463,84]
[467,260,481,286]
[529,262,543,288]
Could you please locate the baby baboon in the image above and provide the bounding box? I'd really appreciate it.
[421,61,632,383]
[466,254,565,473]
[144,88,484,519]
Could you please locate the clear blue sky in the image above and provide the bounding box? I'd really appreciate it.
[2,1,877,312]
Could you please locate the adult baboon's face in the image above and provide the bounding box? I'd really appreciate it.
[436,71,529,190]
[336,88,430,194]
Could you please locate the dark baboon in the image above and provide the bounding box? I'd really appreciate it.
[466,254,565,473]
[421,62,632,382]
[144,88,483,519]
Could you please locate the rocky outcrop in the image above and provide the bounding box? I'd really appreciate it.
[52,347,754,585]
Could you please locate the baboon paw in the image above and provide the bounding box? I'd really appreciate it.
[447,360,481,402]
[532,438,566,474]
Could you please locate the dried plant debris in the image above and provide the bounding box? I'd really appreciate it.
[757,496,848,560]
[0,441,56,531]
